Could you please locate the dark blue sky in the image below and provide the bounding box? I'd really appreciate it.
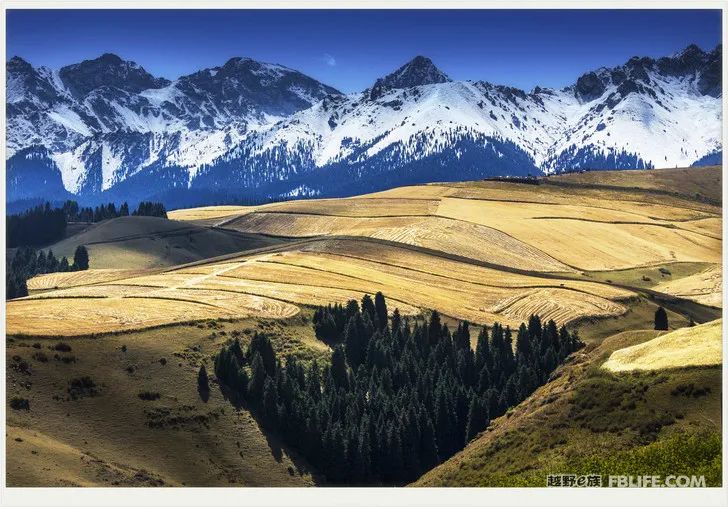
[7,9,722,93]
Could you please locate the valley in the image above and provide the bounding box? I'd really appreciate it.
[5,165,722,487]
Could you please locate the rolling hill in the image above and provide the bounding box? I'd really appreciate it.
[6,165,722,487]
[602,319,722,372]
[413,322,722,486]
[41,215,288,269]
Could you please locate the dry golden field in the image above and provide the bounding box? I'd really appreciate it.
[9,236,635,336]
[27,269,151,291]
[10,166,722,338]
[602,319,722,372]
[653,264,723,307]
[43,215,286,269]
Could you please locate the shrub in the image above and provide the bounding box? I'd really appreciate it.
[138,391,161,401]
[671,383,711,398]
[32,351,49,363]
[11,356,31,375]
[54,342,72,352]
[68,376,98,400]
[10,397,30,410]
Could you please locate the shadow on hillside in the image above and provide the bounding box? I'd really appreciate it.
[215,381,322,484]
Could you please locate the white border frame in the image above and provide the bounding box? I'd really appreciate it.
[1,2,726,506]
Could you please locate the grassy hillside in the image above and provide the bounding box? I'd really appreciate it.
[603,319,722,372]
[413,325,722,486]
[10,167,721,337]
[543,165,722,204]
[7,314,326,486]
[6,166,722,487]
[43,216,287,269]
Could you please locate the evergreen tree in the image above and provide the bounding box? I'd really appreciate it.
[73,245,89,270]
[211,293,581,485]
[374,291,388,330]
[344,316,364,368]
[475,326,491,371]
[248,352,266,402]
[248,332,276,376]
[262,377,279,426]
[331,346,349,389]
[654,306,669,331]
[465,394,489,444]
[357,417,372,482]
[515,323,531,359]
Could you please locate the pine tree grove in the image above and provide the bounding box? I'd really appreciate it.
[214,292,583,485]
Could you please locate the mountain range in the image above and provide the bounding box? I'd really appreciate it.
[6,44,722,208]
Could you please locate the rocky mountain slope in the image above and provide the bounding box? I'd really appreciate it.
[6,45,721,206]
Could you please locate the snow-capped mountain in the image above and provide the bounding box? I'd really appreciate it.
[7,53,341,202]
[6,45,722,207]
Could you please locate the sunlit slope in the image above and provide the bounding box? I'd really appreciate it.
[414,323,722,487]
[43,215,286,269]
[7,238,632,336]
[6,318,319,486]
[27,269,149,291]
[545,165,722,204]
[603,319,722,372]
[652,264,722,307]
[175,166,721,273]
[9,167,721,337]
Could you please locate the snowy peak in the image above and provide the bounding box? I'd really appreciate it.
[7,55,34,74]
[368,56,451,99]
[6,45,722,206]
[176,56,342,118]
[572,44,721,103]
[59,53,170,97]
[7,56,66,106]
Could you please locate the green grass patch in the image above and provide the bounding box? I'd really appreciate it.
[564,431,722,486]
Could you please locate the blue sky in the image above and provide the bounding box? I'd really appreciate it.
[7,9,722,93]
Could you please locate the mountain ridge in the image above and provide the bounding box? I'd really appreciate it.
[6,45,722,207]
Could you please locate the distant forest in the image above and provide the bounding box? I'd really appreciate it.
[7,200,167,248]
[6,200,166,299]
[214,293,583,485]
[6,245,88,299]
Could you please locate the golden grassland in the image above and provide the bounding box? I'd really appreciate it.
[8,237,636,336]
[43,216,285,269]
[602,319,722,372]
[652,264,723,307]
[9,167,722,338]
[6,166,723,487]
[225,213,576,272]
[167,205,254,223]
[544,166,722,203]
[6,315,324,486]
[27,269,151,291]
[174,167,722,273]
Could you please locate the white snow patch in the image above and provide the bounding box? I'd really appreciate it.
[46,106,93,137]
